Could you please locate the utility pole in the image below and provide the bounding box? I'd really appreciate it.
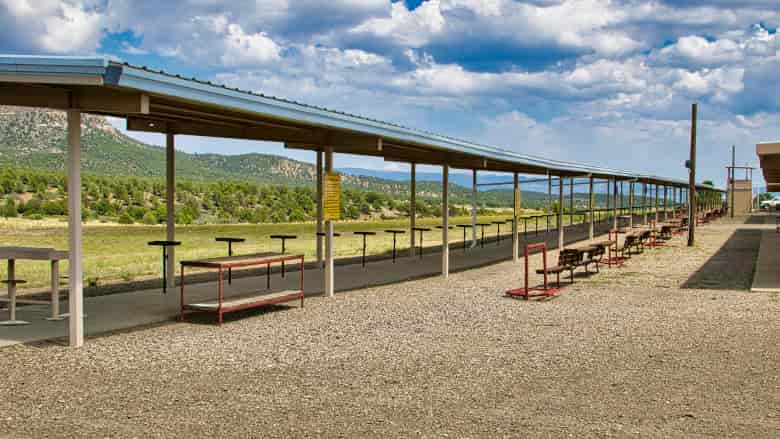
[730,145,735,218]
[687,103,697,247]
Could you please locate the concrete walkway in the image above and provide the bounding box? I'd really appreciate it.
[751,214,780,293]
[0,217,635,347]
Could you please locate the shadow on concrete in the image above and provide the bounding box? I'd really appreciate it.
[682,229,762,290]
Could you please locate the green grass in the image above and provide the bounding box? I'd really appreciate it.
[0,210,619,292]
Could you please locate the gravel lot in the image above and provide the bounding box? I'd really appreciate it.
[1,219,778,438]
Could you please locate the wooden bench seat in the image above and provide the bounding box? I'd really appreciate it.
[185,290,303,313]
[536,249,580,286]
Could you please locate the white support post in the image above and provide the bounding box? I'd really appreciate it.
[166,132,176,288]
[512,172,519,263]
[324,146,334,297]
[642,181,648,225]
[612,179,618,230]
[629,181,634,228]
[588,175,594,240]
[655,183,660,223]
[546,171,552,233]
[664,185,668,220]
[67,109,84,348]
[558,176,564,250]
[316,150,323,267]
[442,164,449,278]
[409,163,417,257]
[471,169,478,247]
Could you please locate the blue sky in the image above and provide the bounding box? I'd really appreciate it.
[2,0,779,187]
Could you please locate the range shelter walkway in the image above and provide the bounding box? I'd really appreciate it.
[0,216,638,347]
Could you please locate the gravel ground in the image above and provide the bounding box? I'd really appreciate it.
[1,219,778,438]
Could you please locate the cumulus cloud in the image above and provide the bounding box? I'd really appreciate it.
[0,0,105,53]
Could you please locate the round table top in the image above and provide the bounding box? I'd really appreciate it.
[476,223,492,226]
[316,232,341,237]
[353,231,377,235]
[270,235,297,239]
[148,240,182,247]
[384,229,406,234]
[455,224,472,228]
[492,220,508,225]
[435,225,453,229]
[412,227,432,232]
[215,237,246,243]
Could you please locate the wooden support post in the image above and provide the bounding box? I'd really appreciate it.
[324,146,335,297]
[569,178,574,227]
[67,109,84,348]
[546,171,552,233]
[642,181,648,225]
[316,150,323,267]
[654,183,659,223]
[688,103,697,247]
[410,163,417,257]
[513,172,519,263]
[471,169,478,247]
[588,175,595,240]
[166,132,176,289]
[612,179,618,230]
[629,181,634,228]
[442,164,449,277]
[558,176,564,250]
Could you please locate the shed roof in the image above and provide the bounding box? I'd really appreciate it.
[0,54,720,191]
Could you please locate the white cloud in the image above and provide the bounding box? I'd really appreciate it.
[0,0,105,53]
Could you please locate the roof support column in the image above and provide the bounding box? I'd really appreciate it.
[629,181,634,228]
[471,169,478,248]
[588,175,595,241]
[512,172,519,263]
[663,185,668,221]
[688,103,697,247]
[546,172,552,233]
[166,132,176,289]
[612,179,618,230]
[655,183,660,224]
[642,181,648,225]
[67,109,84,348]
[569,178,574,227]
[409,163,416,258]
[558,176,565,250]
[442,164,449,278]
[324,146,335,297]
[316,150,323,267]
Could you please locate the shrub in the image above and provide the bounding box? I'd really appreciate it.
[141,211,157,225]
[118,213,134,224]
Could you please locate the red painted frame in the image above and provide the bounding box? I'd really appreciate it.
[180,253,305,325]
[505,242,561,300]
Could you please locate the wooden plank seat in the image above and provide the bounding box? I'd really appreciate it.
[536,249,581,285]
[579,245,605,273]
[185,290,303,313]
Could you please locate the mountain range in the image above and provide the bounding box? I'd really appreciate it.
[0,106,599,207]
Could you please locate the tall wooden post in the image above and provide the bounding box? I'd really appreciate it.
[688,103,697,247]
[316,150,323,267]
[409,163,416,257]
[441,164,449,277]
[166,132,176,288]
[558,176,564,249]
[588,175,594,240]
[471,169,478,247]
[513,172,519,263]
[68,110,84,348]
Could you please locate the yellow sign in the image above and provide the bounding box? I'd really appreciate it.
[514,187,522,213]
[324,172,341,221]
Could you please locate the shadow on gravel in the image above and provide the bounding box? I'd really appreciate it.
[682,229,762,290]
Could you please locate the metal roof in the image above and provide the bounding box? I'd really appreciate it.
[0,54,721,191]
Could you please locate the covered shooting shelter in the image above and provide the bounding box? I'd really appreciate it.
[0,55,710,347]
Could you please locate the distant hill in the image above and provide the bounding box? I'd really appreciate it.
[0,106,605,208]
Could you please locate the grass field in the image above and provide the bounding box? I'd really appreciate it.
[0,210,606,292]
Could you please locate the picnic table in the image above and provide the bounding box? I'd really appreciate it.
[180,252,304,325]
[0,247,69,325]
